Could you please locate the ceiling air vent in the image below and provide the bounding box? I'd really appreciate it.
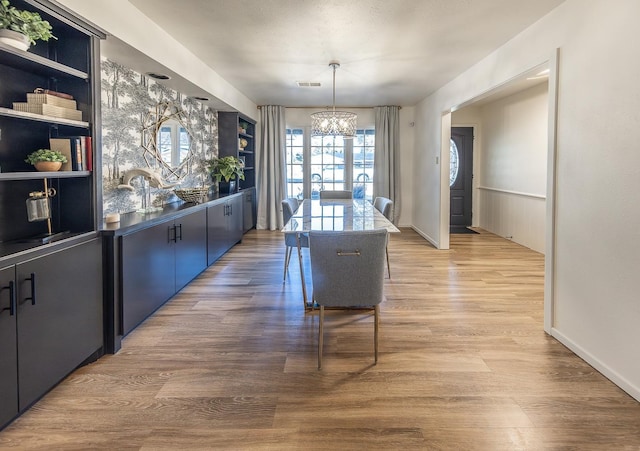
[297,82,321,87]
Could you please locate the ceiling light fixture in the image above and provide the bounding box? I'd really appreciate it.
[310,61,356,139]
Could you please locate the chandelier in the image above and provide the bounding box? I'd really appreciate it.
[310,62,357,139]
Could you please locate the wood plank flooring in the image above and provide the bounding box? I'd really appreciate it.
[1,228,639,450]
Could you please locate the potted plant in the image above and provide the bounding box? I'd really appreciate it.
[0,0,56,51]
[25,148,67,172]
[206,155,245,194]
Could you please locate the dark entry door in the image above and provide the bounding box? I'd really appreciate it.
[450,127,474,229]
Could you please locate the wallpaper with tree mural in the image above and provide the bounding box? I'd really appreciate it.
[101,58,217,215]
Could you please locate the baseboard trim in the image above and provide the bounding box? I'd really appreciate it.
[551,328,640,402]
[410,225,438,248]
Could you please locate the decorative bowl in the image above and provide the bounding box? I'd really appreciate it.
[174,187,209,204]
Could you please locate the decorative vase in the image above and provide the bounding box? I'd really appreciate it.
[218,180,237,194]
[0,29,30,51]
[34,161,62,172]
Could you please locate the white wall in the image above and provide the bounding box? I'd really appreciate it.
[413,0,640,400]
[453,83,548,253]
[285,107,415,227]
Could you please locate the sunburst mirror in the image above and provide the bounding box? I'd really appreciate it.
[141,100,195,181]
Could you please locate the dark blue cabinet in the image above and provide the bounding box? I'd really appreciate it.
[0,238,102,428]
[121,208,207,335]
[16,239,102,411]
[207,194,243,265]
[0,265,18,429]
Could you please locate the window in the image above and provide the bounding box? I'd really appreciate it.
[285,128,375,200]
[450,138,459,186]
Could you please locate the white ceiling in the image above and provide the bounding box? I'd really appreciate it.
[112,0,564,109]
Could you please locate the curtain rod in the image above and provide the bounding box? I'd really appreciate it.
[257,105,402,109]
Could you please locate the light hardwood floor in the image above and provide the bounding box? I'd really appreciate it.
[1,228,639,450]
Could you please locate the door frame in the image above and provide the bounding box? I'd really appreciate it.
[449,126,476,229]
[438,49,559,335]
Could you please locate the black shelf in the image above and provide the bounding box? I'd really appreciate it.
[0,171,90,181]
[0,42,88,80]
[0,107,89,128]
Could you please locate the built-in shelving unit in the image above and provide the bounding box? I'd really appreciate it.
[0,0,105,431]
[0,0,101,245]
[218,111,256,190]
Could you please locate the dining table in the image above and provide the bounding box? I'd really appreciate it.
[282,198,400,309]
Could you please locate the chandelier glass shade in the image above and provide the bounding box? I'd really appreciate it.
[310,62,357,138]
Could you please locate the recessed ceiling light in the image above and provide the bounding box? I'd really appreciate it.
[145,72,171,80]
[296,81,321,87]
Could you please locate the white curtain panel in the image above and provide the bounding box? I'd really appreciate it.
[256,105,287,230]
[373,106,400,222]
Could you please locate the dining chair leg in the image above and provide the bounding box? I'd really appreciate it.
[385,245,391,279]
[318,306,325,370]
[283,246,292,281]
[296,234,308,309]
[374,305,379,364]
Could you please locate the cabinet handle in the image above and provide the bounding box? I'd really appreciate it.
[0,281,16,316]
[168,225,177,243]
[25,273,36,306]
[177,224,183,241]
[229,204,233,215]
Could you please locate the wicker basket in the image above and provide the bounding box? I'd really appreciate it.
[174,187,209,204]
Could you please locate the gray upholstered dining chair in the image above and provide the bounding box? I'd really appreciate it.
[319,190,352,199]
[309,229,388,369]
[282,198,309,286]
[373,196,394,278]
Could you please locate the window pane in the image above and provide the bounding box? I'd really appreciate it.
[311,135,346,192]
[179,127,190,162]
[285,128,305,199]
[159,126,172,163]
[353,129,375,200]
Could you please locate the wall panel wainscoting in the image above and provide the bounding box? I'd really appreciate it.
[478,186,546,253]
[1,229,639,448]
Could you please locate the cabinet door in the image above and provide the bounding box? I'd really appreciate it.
[242,188,256,232]
[207,202,230,265]
[121,222,175,335]
[175,210,207,290]
[229,195,244,244]
[0,265,18,428]
[16,239,103,411]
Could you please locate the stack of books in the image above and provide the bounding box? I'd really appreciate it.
[49,136,93,171]
[13,92,83,121]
